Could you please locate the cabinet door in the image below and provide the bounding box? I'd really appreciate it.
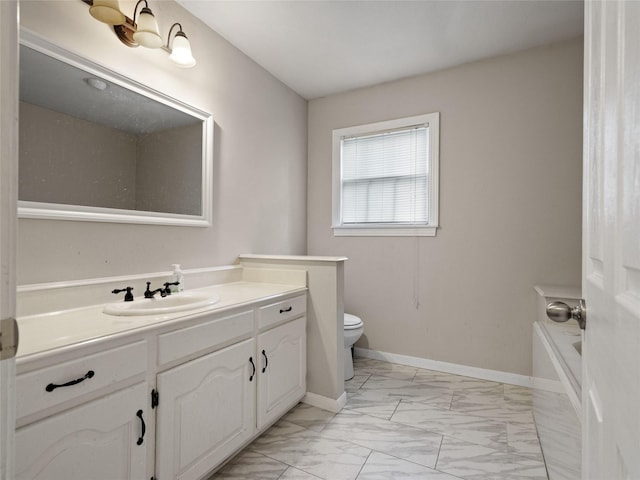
[257,317,306,429]
[15,382,148,480]
[156,338,256,480]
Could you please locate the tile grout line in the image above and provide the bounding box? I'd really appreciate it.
[353,450,374,480]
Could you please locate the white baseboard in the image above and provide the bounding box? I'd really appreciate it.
[302,391,347,413]
[354,347,533,388]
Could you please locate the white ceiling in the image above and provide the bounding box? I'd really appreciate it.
[177,0,584,100]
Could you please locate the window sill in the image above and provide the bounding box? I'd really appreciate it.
[332,225,438,237]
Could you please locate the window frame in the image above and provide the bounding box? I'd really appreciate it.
[332,112,440,237]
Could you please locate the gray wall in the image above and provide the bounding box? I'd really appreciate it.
[18,0,307,284]
[19,102,202,215]
[136,124,203,215]
[307,38,583,376]
[19,102,137,210]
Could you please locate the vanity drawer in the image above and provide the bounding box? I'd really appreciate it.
[258,294,306,330]
[157,310,254,366]
[16,340,147,422]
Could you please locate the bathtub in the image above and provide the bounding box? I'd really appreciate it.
[532,285,582,480]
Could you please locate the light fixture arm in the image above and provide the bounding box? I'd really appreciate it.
[132,0,149,24]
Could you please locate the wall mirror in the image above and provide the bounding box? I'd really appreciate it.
[18,30,213,227]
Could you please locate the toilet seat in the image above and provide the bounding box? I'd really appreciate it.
[344,313,363,330]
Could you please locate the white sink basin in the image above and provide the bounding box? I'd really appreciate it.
[103,292,220,316]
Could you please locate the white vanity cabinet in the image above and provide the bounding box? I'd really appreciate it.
[257,316,306,429]
[16,290,307,480]
[14,340,150,480]
[15,382,149,480]
[155,295,307,479]
[155,338,256,480]
[256,295,307,429]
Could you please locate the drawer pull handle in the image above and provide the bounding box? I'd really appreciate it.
[279,306,293,314]
[249,357,256,381]
[262,349,269,373]
[136,410,146,446]
[45,370,95,392]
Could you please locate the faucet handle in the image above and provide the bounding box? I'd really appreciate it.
[144,282,154,298]
[112,286,134,302]
[163,281,180,295]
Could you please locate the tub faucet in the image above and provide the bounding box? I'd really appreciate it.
[144,282,167,299]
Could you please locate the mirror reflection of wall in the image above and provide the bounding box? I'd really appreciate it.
[19,43,205,218]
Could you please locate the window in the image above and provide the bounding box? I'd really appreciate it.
[332,113,439,236]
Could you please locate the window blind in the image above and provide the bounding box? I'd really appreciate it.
[340,125,429,224]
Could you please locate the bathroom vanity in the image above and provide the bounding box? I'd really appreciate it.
[15,271,307,480]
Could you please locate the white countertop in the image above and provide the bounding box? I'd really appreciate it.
[17,281,306,360]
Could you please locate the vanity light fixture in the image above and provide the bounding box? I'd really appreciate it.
[83,0,196,67]
[165,23,196,68]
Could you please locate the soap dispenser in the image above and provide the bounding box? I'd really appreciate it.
[172,264,184,292]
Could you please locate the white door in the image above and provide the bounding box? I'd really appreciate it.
[582,1,640,478]
[0,1,19,479]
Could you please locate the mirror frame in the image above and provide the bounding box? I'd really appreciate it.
[18,29,213,227]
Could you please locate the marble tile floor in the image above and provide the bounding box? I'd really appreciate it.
[210,357,548,480]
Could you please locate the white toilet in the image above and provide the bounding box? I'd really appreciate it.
[344,313,364,381]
